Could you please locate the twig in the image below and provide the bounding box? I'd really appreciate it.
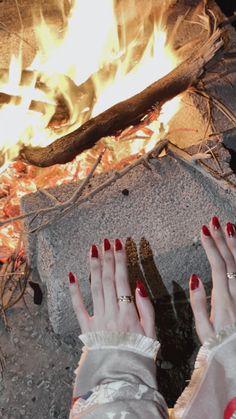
[0,22,36,52]
[0,272,25,277]
[204,143,223,173]
[0,149,105,228]
[0,346,6,378]
[38,189,60,205]
[29,148,105,227]
[14,0,23,31]
[190,153,212,162]
[168,141,236,191]
[191,88,236,125]
[29,140,168,233]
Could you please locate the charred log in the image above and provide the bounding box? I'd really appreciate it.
[19,29,223,167]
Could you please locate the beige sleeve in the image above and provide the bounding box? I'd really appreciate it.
[69,331,169,419]
[172,323,236,419]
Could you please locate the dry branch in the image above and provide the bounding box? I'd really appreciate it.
[0,139,168,230]
[167,141,236,191]
[0,69,94,131]
[29,139,168,233]
[19,29,224,167]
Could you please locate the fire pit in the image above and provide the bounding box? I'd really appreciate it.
[1,0,236,414]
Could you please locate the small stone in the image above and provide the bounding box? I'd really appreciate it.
[193,236,199,245]
[121,188,129,196]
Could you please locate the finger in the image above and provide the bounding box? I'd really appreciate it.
[201,225,229,297]
[68,272,90,333]
[189,274,214,344]
[90,244,105,317]
[114,239,138,317]
[209,216,236,273]
[114,239,132,296]
[225,222,236,296]
[225,222,236,260]
[135,281,156,339]
[102,239,119,314]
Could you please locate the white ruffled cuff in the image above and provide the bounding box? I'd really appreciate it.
[79,331,160,361]
[173,322,236,419]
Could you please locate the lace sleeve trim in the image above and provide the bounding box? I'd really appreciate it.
[173,322,236,419]
[79,331,160,360]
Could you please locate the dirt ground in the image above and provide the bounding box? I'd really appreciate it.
[0,283,82,419]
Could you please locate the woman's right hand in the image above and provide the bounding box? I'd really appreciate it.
[189,216,236,344]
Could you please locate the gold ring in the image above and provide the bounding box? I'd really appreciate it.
[117,296,134,303]
[226,272,236,280]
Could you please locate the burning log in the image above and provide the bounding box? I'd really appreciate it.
[19,29,224,167]
[0,70,94,130]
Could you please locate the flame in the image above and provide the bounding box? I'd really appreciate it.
[0,0,182,258]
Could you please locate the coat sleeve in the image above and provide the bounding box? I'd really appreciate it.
[172,322,236,419]
[69,331,169,419]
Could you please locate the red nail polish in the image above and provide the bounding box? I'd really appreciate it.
[226,222,235,238]
[212,216,220,230]
[104,238,111,251]
[115,239,122,251]
[69,272,76,284]
[136,280,148,297]
[190,274,199,290]
[202,225,211,237]
[91,244,98,258]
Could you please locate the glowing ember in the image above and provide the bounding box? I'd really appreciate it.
[0,0,181,259]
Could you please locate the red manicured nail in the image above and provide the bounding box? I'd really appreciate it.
[202,225,211,237]
[226,222,236,238]
[69,272,76,284]
[115,239,122,251]
[190,274,199,291]
[91,244,98,258]
[212,216,220,230]
[104,238,111,251]
[136,280,148,297]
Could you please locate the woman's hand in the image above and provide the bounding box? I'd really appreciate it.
[68,238,156,339]
[190,216,236,344]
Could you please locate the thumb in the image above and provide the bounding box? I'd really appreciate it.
[135,280,157,339]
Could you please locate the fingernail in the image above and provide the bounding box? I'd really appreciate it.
[115,239,122,251]
[136,280,148,297]
[91,244,98,258]
[190,274,199,290]
[202,225,211,236]
[226,222,236,238]
[69,272,76,284]
[104,238,111,251]
[212,216,220,230]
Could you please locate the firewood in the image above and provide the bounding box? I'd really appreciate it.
[0,70,94,130]
[19,29,223,167]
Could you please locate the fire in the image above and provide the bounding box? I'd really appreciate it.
[0,0,181,258]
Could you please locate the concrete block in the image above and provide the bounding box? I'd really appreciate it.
[21,156,236,335]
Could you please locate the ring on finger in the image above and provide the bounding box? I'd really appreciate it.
[226,272,236,280]
[117,295,134,303]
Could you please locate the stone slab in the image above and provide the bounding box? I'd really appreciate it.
[21,155,236,335]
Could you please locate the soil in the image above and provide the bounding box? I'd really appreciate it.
[0,283,82,419]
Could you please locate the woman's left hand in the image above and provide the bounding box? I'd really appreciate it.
[68,238,156,339]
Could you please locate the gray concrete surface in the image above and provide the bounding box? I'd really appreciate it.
[21,156,236,335]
